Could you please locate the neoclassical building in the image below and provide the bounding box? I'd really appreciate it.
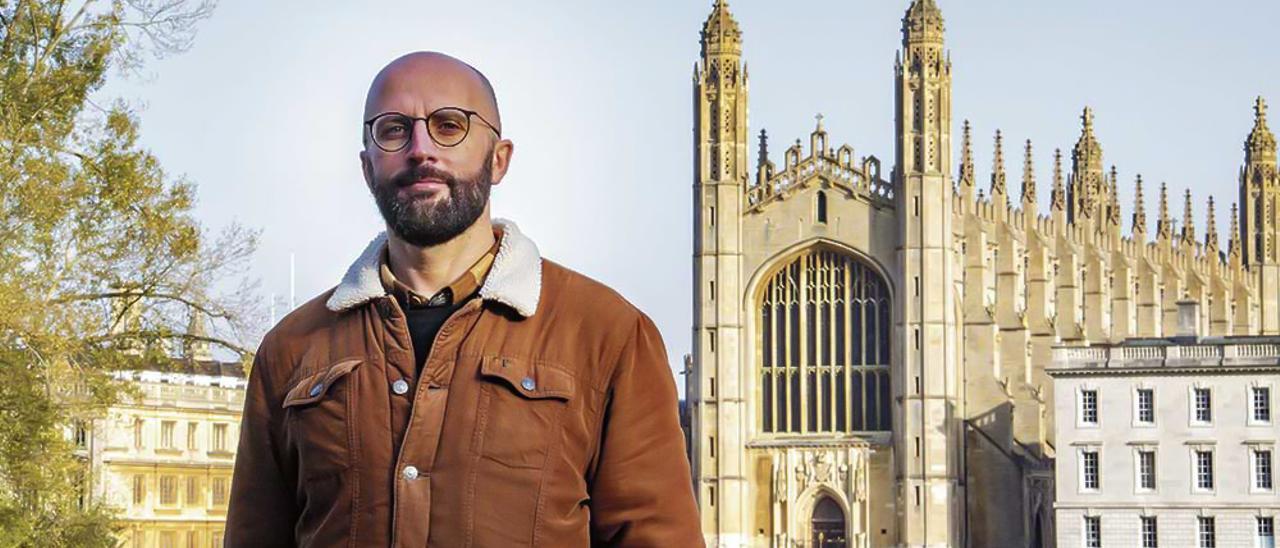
[686,0,1278,546]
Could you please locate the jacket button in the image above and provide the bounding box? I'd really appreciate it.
[309,382,324,397]
[521,377,536,391]
[391,379,409,395]
[402,465,418,480]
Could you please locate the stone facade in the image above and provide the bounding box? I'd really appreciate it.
[687,0,1278,546]
[75,362,246,548]
[1050,322,1280,548]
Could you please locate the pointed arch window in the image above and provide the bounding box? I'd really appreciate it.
[816,191,828,224]
[760,248,892,434]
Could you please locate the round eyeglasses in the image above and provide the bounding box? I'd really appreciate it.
[363,107,501,152]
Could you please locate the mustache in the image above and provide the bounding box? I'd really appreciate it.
[390,164,457,188]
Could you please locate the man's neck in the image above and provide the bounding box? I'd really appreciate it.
[385,215,496,298]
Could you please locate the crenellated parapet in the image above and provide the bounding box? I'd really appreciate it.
[747,117,892,213]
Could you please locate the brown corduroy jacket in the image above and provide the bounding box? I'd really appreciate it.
[224,219,703,547]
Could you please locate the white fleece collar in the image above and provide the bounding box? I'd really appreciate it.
[324,218,542,317]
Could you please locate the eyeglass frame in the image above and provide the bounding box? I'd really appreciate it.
[363,107,502,152]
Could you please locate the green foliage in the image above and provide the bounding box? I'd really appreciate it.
[0,1,254,545]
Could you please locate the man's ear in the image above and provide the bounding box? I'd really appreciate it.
[360,149,374,192]
[489,139,514,186]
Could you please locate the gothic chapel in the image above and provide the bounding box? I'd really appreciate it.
[687,0,1278,546]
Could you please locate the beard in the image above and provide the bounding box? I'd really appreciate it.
[371,151,493,247]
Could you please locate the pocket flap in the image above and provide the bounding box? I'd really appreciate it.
[479,356,573,401]
[282,358,363,408]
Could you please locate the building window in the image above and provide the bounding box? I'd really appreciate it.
[187,422,199,451]
[159,475,177,506]
[1195,450,1215,491]
[816,191,828,224]
[212,477,228,506]
[1084,516,1101,548]
[73,421,88,450]
[1080,389,1099,426]
[1081,450,1100,491]
[1259,517,1275,548]
[132,474,145,505]
[1253,386,1273,423]
[1193,387,1212,424]
[160,420,175,449]
[1198,516,1215,548]
[186,476,200,506]
[212,423,228,452]
[1255,449,1274,491]
[133,417,144,450]
[1137,450,1156,491]
[186,531,200,548]
[1135,388,1155,425]
[1141,516,1158,548]
[159,531,175,548]
[211,531,223,548]
[758,249,892,434]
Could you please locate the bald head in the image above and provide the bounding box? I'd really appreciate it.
[363,51,501,138]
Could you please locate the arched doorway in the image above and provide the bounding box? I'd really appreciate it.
[811,496,847,547]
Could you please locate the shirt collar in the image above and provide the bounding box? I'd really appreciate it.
[378,228,502,309]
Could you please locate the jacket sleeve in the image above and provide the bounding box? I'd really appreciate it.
[225,332,299,547]
[588,312,704,547]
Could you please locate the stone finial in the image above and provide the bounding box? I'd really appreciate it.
[1181,189,1196,244]
[1157,182,1172,240]
[1229,202,1242,263]
[959,120,975,193]
[1132,175,1147,237]
[1205,196,1219,254]
[700,0,743,58]
[1050,148,1066,212]
[1021,139,1036,209]
[1247,96,1277,165]
[1108,166,1121,226]
[758,128,769,168]
[1073,106,1104,177]
[991,130,1007,203]
[903,0,945,45]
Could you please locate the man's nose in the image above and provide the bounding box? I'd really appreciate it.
[404,119,440,162]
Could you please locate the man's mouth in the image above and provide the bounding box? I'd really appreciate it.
[401,178,447,192]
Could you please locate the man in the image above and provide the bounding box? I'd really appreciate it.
[225,52,703,547]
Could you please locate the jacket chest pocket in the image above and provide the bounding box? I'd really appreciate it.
[473,356,575,470]
[282,357,362,481]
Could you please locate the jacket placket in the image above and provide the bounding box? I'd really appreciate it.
[382,295,486,547]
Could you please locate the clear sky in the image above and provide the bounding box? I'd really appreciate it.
[102,0,1280,383]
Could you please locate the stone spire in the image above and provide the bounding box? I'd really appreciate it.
[958,120,975,196]
[991,130,1007,205]
[700,0,742,58]
[1021,139,1036,211]
[1181,189,1196,244]
[1247,96,1277,166]
[1205,196,1219,255]
[1132,175,1147,238]
[1157,182,1172,241]
[1050,148,1065,212]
